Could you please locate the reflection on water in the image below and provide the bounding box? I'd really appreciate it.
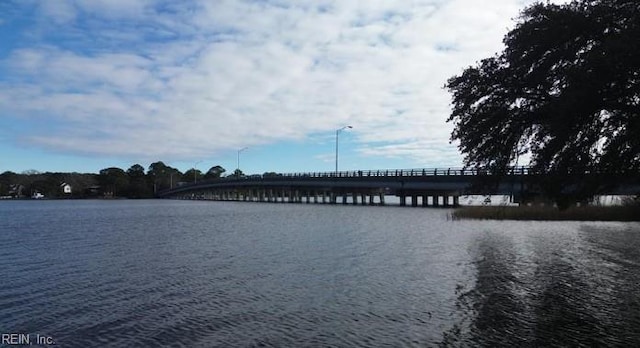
[445,224,640,347]
[1,200,639,347]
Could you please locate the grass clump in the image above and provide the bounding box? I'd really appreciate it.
[451,205,640,221]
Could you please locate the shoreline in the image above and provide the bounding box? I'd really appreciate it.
[451,205,640,222]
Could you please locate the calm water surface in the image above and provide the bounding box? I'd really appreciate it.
[1,200,639,347]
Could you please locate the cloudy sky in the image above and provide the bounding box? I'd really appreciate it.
[0,0,559,174]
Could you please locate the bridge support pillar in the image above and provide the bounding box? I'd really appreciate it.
[361,193,367,206]
[379,193,385,205]
[399,195,406,206]
[411,195,418,207]
[342,193,348,205]
[368,194,374,205]
[443,196,450,207]
[453,196,459,207]
[432,196,439,207]
[422,195,428,207]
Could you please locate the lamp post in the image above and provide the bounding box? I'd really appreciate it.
[237,147,248,177]
[335,125,352,175]
[194,160,202,183]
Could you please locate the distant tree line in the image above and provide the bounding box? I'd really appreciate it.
[0,161,234,199]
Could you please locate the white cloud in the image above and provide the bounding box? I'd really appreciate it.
[38,0,77,24]
[1,0,566,166]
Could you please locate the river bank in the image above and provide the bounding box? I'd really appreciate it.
[451,205,640,221]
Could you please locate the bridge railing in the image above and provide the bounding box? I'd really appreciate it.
[157,166,538,195]
[266,166,532,178]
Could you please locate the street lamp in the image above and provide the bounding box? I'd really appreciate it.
[194,160,202,183]
[335,125,352,175]
[237,147,248,177]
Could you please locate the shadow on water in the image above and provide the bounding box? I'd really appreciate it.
[441,232,532,347]
[527,233,605,347]
[578,224,640,344]
[441,224,640,347]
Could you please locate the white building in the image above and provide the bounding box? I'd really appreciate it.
[60,183,72,194]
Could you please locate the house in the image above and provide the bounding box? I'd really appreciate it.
[60,182,72,195]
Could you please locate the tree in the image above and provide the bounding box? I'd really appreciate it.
[182,168,203,183]
[0,171,19,196]
[232,169,244,177]
[147,161,181,192]
[204,165,226,180]
[98,167,129,197]
[126,164,151,198]
[446,0,640,206]
[127,164,146,178]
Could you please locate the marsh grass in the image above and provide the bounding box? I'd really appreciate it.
[451,205,640,221]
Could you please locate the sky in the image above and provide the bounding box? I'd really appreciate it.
[0,0,562,175]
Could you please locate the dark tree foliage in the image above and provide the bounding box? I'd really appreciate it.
[446,0,640,206]
[182,168,203,183]
[232,169,244,177]
[126,164,152,198]
[98,167,129,197]
[447,0,640,173]
[147,161,182,192]
[127,164,146,178]
[204,165,226,180]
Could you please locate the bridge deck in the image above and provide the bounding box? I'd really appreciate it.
[158,167,639,206]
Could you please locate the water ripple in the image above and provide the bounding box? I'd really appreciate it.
[2,201,640,346]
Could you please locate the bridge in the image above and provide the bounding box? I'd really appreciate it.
[157,167,640,207]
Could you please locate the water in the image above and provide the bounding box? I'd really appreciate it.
[1,200,639,347]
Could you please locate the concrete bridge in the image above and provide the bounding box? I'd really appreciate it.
[157,167,640,207]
